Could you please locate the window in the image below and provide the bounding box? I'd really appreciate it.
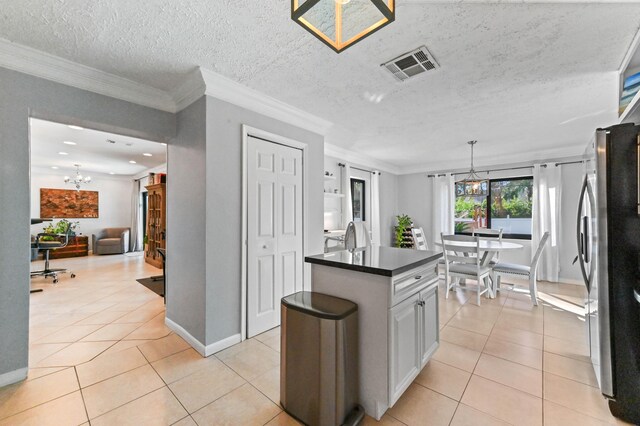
[351,178,366,222]
[455,177,533,239]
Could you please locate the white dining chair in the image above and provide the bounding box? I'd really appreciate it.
[441,233,492,306]
[472,228,503,264]
[412,227,428,251]
[491,231,550,306]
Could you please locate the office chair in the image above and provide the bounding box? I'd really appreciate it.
[30,224,76,284]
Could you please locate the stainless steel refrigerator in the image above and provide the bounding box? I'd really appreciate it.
[576,123,640,424]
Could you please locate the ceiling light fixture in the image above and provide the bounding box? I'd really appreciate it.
[456,141,488,197]
[292,0,395,53]
[64,164,91,191]
[68,125,84,130]
[63,141,77,145]
[109,172,115,175]
[129,160,137,164]
[51,166,59,170]
[58,151,69,155]
[143,153,152,157]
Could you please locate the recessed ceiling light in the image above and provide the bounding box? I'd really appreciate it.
[58,152,69,155]
[129,160,137,164]
[63,141,77,145]
[68,125,83,130]
[109,172,115,175]
[143,153,152,157]
[51,166,59,169]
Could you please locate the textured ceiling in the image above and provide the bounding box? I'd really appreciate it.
[2,1,640,171]
[30,118,167,176]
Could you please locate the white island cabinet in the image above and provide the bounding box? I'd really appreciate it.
[306,247,441,420]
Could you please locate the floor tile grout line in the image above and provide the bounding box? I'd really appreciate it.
[0,386,80,422]
[76,347,150,390]
[74,366,91,424]
[146,349,197,416]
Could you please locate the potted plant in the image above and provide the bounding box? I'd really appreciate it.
[395,214,413,248]
[40,219,79,241]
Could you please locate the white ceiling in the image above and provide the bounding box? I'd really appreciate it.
[3,1,640,172]
[30,118,167,176]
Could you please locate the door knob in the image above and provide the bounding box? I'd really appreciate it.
[262,244,267,249]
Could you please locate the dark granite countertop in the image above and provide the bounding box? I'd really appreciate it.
[305,246,442,277]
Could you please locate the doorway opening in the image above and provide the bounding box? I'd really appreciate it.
[28,116,170,368]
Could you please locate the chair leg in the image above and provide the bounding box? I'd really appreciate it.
[476,280,481,306]
[529,273,538,306]
[445,270,450,299]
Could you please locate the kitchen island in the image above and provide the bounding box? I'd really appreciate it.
[305,246,442,420]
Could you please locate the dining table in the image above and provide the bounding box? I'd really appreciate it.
[433,239,524,267]
[434,238,524,297]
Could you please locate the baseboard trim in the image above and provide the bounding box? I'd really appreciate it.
[164,317,206,356]
[204,334,242,357]
[164,317,241,357]
[0,367,27,387]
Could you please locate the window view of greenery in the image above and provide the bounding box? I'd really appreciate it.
[454,196,487,233]
[454,177,533,238]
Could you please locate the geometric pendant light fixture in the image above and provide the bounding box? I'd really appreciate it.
[292,0,395,53]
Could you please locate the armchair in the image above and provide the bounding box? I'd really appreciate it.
[92,227,130,255]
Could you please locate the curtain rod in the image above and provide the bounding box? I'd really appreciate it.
[133,175,149,182]
[427,160,584,178]
[337,163,381,175]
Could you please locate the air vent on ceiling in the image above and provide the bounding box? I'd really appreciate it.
[381,46,439,82]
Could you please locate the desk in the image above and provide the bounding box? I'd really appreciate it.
[31,218,52,225]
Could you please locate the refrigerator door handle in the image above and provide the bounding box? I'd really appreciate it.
[636,137,640,215]
[576,175,590,292]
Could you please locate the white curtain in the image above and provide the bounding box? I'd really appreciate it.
[342,163,353,229]
[130,179,141,252]
[370,171,381,245]
[431,173,455,246]
[532,164,561,282]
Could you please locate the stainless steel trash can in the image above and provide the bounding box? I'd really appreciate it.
[281,291,363,426]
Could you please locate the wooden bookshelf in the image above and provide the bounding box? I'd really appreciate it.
[145,183,166,269]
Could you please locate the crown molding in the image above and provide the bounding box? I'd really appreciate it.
[0,40,334,135]
[171,68,207,112]
[324,143,401,175]
[199,67,333,136]
[398,143,586,176]
[0,38,176,112]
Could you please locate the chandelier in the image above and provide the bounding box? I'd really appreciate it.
[456,141,488,197]
[64,164,91,191]
[292,0,395,53]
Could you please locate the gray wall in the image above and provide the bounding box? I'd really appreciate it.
[166,98,207,342]
[0,67,175,380]
[324,155,399,246]
[165,95,325,347]
[397,173,432,245]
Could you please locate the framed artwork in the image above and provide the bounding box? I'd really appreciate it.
[40,188,99,218]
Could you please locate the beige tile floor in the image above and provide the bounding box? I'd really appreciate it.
[0,254,632,425]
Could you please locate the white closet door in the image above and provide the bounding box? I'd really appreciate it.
[247,136,303,337]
